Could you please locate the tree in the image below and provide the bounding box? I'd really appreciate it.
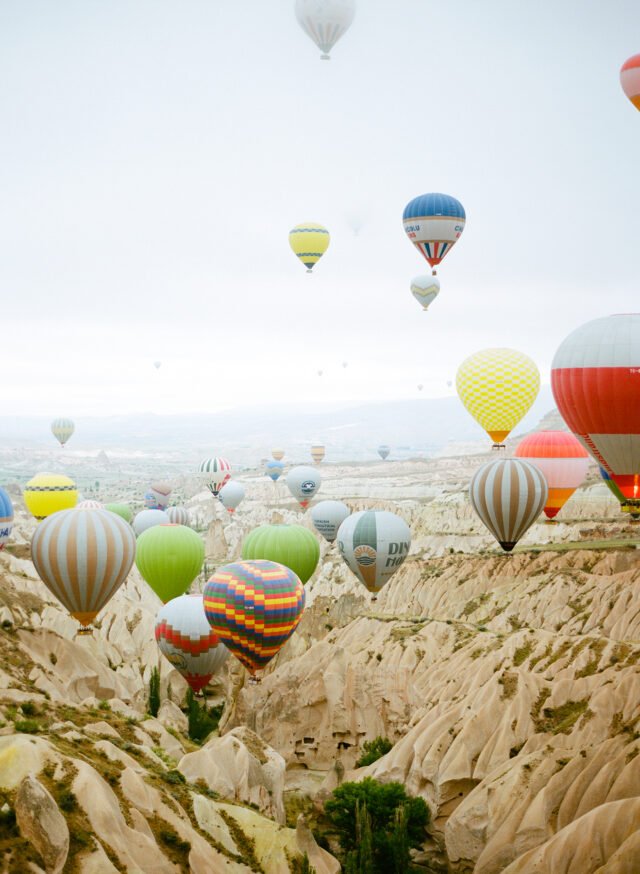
[355,736,393,768]
[186,689,218,743]
[324,778,429,873]
[148,666,161,717]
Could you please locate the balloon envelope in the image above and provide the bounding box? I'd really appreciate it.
[136,524,204,603]
[155,594,229,694]
[51,417,74,447]
[599,467,640,519]
[265,460,285,482]
[77,500,103,510]
[286,466,321,508]
[378,445,390,460]
[272,449,285,461]
[133,508,170,537]
[456,348,540,446]
[289,222,330,272]
[337,510,411,594]
[149,482,172,509]
[24,473,78,521]
[0,488,14,550]
[470,458,547,551]
[310,444,325,464]
[551,314,640,510]
[295,0,356,59]
[31,507,136,629]
[311,500,350,543]
[410,275,440,311]
[219,480,245,514]
[242,524,320,583]
[105,503,133,523]
[515,431,590,519]
[203,560,305,675]
[403,193,466,268]
[167,506,190,526]
[199,457,232,497]
[621,55,640,110]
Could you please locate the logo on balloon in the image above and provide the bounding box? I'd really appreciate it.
[354,545,377,567]
[167,651,188,671]
[300,480,317,495]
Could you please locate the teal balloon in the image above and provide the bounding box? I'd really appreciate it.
[241,524,320,585]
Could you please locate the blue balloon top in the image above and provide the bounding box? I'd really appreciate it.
[403,193,466,221]
[0,487,13,520]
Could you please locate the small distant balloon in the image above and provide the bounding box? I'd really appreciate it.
[295,0,356,60]
[317,369,323,377]
[417,384,423,391]
[0,488,14,551]
[403,193,466,270]
[153,361,162,370]
[378,444,390,460]
[51,418,75,447]
[342,361,348,368]
[410,275,440,311]
[620,54,640,111]
[289,222,330,272]
[219,480,245,515]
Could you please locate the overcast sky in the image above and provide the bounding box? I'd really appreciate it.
[2,0,639,418]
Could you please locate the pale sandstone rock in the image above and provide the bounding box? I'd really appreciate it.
[83,720,121,740]
[15,775,69,874]
[157,698,189,734]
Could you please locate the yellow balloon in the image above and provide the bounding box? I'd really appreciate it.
[289,222,330,273]
[456,348,540,446]
[24,473,78,521]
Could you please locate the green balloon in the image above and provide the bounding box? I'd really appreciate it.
[135,524,204,602]
[241,524,320,584]
[105,503,133,523]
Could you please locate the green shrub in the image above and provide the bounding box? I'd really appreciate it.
[20,702,38,717]
[148,666,161,717]
[186,690,218,743]
[355,737,393,768]
[14,720,40,734]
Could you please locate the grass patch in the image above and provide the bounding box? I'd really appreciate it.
[513,642,533,667]
[498,672,518,700]
[533,697,592,735]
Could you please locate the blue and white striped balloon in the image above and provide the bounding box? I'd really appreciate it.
[0,488,14,550]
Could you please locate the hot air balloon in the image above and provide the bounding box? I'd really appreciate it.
[286,466,321,509]
[0,488,14,550]
[265,460,285,482]
[620,55,640,111]
[133,508,170,537]
[470,458,547,552]
[203,560,305,676]
[199,457,232,497]
[155,594,229,695]
[600,468,640,520]
[242,524,320,584]
[337,510,411,595]
[272,449,285,462]
[167,506,190,526]
[31,507,136,632]
[515,431,590,520]
[456,348,540,447]
[417,384,423,391]
[551,314,640,513]
[77,500,103,509]
[153,361,162,370]
[378,445,390,460]
[342,361,348,368]
[105,503,133,523]
[310,444,326,464]
[317,369,324,377]
[310,500,350,543]
[24,473,78,521]
[136,524,204,603]
[402,193,466,271]
[219,480,245,515]
[144,492,161,510]
[410,275,440,311]
[51,418,75,447]
[149,481,172,509]
[295,0,356,60]
[289,223,330,273]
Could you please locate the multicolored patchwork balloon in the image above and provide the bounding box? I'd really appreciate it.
[203,560,305,675]
[155,594,229,694]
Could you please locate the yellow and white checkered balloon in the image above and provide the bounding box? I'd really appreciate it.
[456,348,540,445]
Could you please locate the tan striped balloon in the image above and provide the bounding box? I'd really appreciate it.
[31,507,136,631]
[470,458,548,552]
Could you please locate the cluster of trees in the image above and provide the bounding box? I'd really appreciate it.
[147,667,222,743]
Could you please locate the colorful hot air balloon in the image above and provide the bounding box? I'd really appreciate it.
[167,506,190,526]
[600,468,640,520]
[24,473,78,521]
[133,508,170,537]
[242,524,320,584]
[378,445,390,460]
[31,507,136,632]
[105,503,133,523]
[337,510,411,595]
[620,55,640,111]
[456,348,540,447]
[289,223,330,273]
[295,0,356,60]
[265,460,285,482]
[272,449,285,462]
[144,492,161,510]
[0,488,14,550]
[310,500,350,543]
[155,594,229,694]
[402,193,466,271]
[219,480,245,515]
[470,458,548,552]
[203,560,305,676]
[551,314,640,512]
[310,444,326,464]
[149,481,172,509]
[514,431,590,519]
[51,417,75,447]
[77,500,103,509]
[199,457,232,497]
[410,275,440,311]
[136,524,204,603]
[286,466,321,509]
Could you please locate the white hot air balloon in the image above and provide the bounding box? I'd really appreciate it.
[219,480,246,515]
[337,510,411,595]
[133,508,170,537]
[286,466,321,509]
[311,500,351,543]
[295,0,356,60]
[410,274,440,311]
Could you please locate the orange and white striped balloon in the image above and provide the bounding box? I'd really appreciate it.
[621,54,640,111]
[515,431,590,519]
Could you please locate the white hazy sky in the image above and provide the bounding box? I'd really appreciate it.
[2,0,639,417]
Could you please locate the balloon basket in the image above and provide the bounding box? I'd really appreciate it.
[491,444,506,451]
[248,675,261,686]
[76,626,93,636]
[320,54,330,60]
